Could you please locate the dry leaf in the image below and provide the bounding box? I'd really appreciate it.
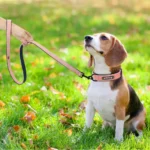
[0,73,2,80]
[13,125,20,132]
[146,85,150,91]
[73,81,85,95]
[64,129,72,136]
[33,134,39,140]
[0,100,5,108]
[59,92,66,100]
[23,112,36,123]
[21,143,27,149]
[50,86,59,94]
[48,147,58,150]
[14,63,21,69]
[79,100,87,110]
[59,109,72,119]
[20,95,30,103]
[96,144,102,150]
[49,73,57,78]
[40,86,47,91]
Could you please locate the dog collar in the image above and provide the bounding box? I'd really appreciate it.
[82,70,122,81]
[92,70,122,81]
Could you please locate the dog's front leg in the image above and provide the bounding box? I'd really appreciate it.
[84,100,95,130]
[115,106,125,141]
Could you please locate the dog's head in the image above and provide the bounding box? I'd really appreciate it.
[84,33,127,68]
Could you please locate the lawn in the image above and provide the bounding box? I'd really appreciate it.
[0,0,150,149]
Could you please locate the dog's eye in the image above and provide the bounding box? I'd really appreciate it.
[100,35,108,40]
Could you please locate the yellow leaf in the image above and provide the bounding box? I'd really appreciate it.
[50,86,59,94]
[21,143,27,149]
[49,73,57,78]
[64,129,72,136]
[0,100,5,107]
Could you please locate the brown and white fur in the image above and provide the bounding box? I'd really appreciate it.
[84,33,146,141]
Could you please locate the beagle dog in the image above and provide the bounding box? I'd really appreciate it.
[84,33,146,141]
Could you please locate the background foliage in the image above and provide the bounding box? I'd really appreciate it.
[0,0,150,149]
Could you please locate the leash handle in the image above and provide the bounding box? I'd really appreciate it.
[6,20,27,84]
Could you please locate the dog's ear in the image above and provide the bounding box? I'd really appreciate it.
[88,55,94,67]
[104,38,127,67]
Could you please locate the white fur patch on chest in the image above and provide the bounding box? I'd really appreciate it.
[87,81,118,124]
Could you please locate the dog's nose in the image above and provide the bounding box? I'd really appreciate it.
[84,36,93,42]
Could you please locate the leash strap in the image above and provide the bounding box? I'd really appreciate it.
[5,20,121,84]
[30,41,84,77]
[6,20,27,84]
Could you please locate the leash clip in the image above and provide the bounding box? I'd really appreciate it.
[81,72,93,80]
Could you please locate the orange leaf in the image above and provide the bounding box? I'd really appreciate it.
[20,95,30,103]
[23,112,36,123]
[21,143,27,149]
[0,100,5,107]
[13,125,20,132]
[64,129,72,136]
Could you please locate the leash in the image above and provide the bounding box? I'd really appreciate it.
[6,20,121,84]
[6,20,26,84]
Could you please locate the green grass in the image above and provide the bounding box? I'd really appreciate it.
[0,0,150,149]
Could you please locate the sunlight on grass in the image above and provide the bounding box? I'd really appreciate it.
[0,0,150,149]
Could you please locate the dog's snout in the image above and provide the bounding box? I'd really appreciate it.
[85,36,93,42]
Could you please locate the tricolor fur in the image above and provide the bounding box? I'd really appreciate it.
[84,33,146,141]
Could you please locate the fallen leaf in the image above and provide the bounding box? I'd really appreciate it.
[20,95,30,103]
[73,81,86,95]
[59,109,72,119]
[0,100,5,108]
[14,63,21,69]
[49,73,57,78]
[13,125,20,132]
[49,86,59,94]
[64,129,72,136]
[146,85,150,91]
[79,100,87,110]
[40,86,47,91]
[0,73,2,80]
[23,112,36,123]
[48,147,58,150]
[59,92,66,100]
[96,144,102,150]
[33,134,39,140]
[21,143,27,149]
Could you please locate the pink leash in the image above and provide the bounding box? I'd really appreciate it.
[6,20,122,84]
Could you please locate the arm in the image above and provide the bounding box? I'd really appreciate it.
[0,17,33,45]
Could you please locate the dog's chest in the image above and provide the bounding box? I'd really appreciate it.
[87,81,118,123]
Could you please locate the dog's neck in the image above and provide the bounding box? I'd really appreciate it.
[92,54,121,74]
[93,54,110,74]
